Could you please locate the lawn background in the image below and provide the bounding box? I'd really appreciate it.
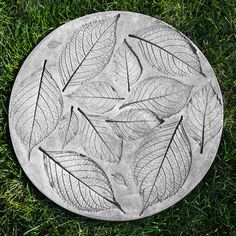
[0,0,235,235]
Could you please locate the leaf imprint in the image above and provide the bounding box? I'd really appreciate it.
[40,147,125,213]
[134,116,192,215]
[77,107,122,163]
[186,85,223,153]
[10,60,63,160]
[113,39,143,92]
[60,14,120,92]
[59,106,79,148]
[129,24,205,77]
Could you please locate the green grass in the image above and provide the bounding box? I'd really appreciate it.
[0,0,235,235]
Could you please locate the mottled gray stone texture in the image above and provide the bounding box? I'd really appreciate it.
[9,11,223,221]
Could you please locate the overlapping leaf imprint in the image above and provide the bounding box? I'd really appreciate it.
[67,81,124,114]
[186,85,223,153]
[129,24,205,77]
[134,116,191,215]
[40,148,125,213]
[106,109,163,140]
[77,107,122,163]
[59,14,120,92]
[59,106,79,148]
[113,39,142,92]
[10,60,63,160]
[120,77,192,119]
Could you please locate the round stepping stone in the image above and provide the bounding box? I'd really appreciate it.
[9,11,223,221]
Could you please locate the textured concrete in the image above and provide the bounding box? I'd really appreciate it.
[9,11,223,221]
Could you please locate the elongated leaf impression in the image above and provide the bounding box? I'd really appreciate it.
[40,148,125,213]
[129,25,205,77]
[60,14,120,92]
[120,77,192,119]
[186,85,223,153]
[10,60,63,160]
[67,81,124,114]
[77,107,122,163]
[59,106,79,148]
[106,109,162,140]
[112,173,128,187]
[113,39,142,92]
[134,116,191,215]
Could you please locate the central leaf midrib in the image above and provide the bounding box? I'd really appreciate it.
[28,60,47,159]
[123,90,185,107]
[106,120,157,123]
[74,96,124,100]
[124,45,130,92]
[201,90,209,153]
